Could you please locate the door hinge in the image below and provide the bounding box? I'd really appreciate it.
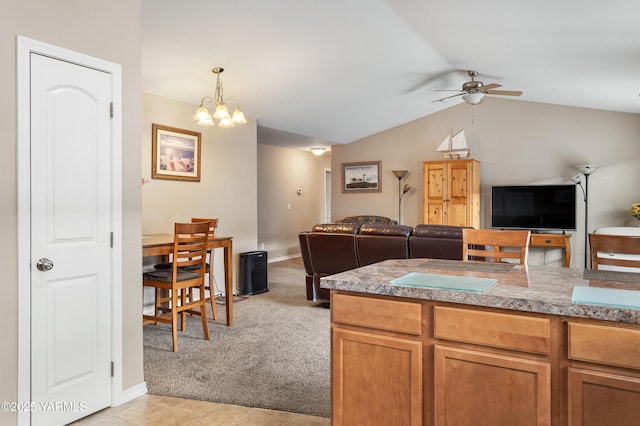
[111,361,114,377]
[110,232,114,248]
[110,102,114,118]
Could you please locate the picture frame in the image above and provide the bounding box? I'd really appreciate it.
[342,161,382,193]
[151,123,201,182]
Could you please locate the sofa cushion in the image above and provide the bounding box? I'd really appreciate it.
[357,224,412,266]
[412,224,463,239]
[334,215,397,225]
[360,223,413,237]
[410,224,465,260]
[311,223,362,234]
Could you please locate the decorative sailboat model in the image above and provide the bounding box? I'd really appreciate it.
[437,129,470,159]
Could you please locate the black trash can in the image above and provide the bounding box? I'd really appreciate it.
[239,251,268,295]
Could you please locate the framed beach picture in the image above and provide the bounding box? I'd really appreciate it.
[342,161,382,193]
[151,124,201,182]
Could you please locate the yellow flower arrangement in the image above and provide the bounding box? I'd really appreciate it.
[628,202,640,220]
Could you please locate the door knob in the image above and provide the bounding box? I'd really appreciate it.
[36,258,54,271]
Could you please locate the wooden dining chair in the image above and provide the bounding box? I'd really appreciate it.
[143,221,211,352]
[154,218,220,320]
[588,233,640,270]
[462,228,532,265]
[191,218,220,320]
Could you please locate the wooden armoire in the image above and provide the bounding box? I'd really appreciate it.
[422,159,480,229]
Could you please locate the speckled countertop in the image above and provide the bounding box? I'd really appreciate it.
[320,258,640,325]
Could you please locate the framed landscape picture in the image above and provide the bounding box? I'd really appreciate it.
[151,124,201,182]
[342,161,382,193]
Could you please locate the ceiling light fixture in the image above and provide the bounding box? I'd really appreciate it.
[311,148,326,156]
[462,92,484,105]
[193,67,247,128]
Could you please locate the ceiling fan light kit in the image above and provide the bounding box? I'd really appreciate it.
[193,67,247,127]
[461,93,484,105]
[433,70,523,105]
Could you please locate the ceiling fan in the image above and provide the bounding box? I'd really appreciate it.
[432,70,523,105]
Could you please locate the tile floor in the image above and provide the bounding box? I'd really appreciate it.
[70,394,330,426]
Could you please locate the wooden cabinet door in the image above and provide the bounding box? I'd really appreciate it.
[423,160,480,227]
[447,162,470,226]
[434,345,551,426]
[332,328,422,426]
[424,162,447,224]
[568,368,640,426]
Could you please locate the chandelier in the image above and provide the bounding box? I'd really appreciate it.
[193,67,247,128]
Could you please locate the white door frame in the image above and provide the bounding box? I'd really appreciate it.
[324,168,331,223]
[16,36,123,425]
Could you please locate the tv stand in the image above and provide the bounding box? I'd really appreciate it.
[529,233,571,267]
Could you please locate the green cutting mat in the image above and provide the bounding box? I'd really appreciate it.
[572,286,640,310]
[390,272,497,293]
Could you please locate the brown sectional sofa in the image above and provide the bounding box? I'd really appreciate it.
[298,223,466,302]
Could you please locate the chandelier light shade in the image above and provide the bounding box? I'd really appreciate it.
[194,67,247,128]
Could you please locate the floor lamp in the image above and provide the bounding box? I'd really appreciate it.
[573,164,599,268]
[392,170,410,225]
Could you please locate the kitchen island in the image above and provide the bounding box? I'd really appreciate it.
[321,259,640,426]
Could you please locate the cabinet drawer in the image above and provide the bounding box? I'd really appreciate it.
[434,306,551,354]
[568,322,640,370]
[530,234,565,246]
[332,293,422,335]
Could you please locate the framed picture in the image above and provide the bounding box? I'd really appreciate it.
[342,161,382,193]
[151,124,201,182]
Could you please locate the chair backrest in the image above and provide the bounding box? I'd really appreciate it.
[589,233,640,270]
[462,229,531,265]
[172,221,210,275]
[191,217,218,238]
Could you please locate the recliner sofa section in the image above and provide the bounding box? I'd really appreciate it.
[357,223,413,267]
[409,224,465,260]
[299,223,465,302]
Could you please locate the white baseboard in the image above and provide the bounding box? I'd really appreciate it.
[113,381,148,406]
[268,253,302,263]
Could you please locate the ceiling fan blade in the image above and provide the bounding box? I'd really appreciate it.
[485,89,523,96]
[431,92,465,103]
[480,83,502,91]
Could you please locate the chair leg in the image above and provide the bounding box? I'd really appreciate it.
[171,289,179,352]
[200,284,210,341]
[180,289,188,331]
[208,271,219,320]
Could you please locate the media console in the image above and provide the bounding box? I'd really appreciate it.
[529,232,572,267]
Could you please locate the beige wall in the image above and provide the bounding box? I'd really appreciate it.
[332,97,640,268]
[1,1,144,424]
[142,93,258,289]
[257,144,330,260]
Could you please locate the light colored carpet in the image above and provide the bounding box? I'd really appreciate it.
[143,257,331,418]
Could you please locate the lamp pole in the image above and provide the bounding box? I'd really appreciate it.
[392,170,408,225]
[576,165,598,268]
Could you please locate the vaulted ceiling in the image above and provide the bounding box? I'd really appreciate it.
[142,0,640,149]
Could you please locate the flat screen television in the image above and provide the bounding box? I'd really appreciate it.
[491,185,577,231]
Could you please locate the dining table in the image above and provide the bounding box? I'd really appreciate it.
[142,233,234,326]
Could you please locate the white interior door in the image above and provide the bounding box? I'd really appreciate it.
[30,52,113,425]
